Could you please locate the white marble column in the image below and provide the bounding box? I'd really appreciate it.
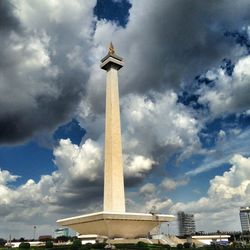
[101,46,125,213]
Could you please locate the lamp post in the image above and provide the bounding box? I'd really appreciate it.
[33,226,36,240]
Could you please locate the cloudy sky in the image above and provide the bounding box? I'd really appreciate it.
[1,0,250,239]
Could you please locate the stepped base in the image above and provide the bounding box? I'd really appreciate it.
[57,211,175,239]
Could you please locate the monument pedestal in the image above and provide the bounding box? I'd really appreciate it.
[57,211,174,239]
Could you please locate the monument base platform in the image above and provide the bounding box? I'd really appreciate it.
[57,211,175,239]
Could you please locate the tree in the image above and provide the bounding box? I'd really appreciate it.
[83,243,92,250]
[56,235,70,242]
[71,239,82,250]
[164,244,171,250]
[0,238,7,247]
[183,242,191,248]
[19,242,30,249]
[177,243,183,249]
[45,240,53,248]
[137,241,148,248]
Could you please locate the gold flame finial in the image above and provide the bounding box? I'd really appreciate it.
[109,42,115,55]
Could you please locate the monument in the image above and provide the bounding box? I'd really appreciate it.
[57,43,174,239]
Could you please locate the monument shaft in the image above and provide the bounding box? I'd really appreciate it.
[103,62,125,213]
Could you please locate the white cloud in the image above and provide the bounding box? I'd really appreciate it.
[139,183,156,195]
[78,90,201,178]
[0,0,97,143]
[15,0,96,31]
[53,138,102,181]
[0,31,57,113]
[0,169,19,185]
[0,138,104,238]
[208,154,250,199]
[217,130,226,141]
[185,157,229,177]
[199,55,250,116]
[125,155,156,177]
[121,91,201,164]
[161,178,189,191]
[144,198,173,214]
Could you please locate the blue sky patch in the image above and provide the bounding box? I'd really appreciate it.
[94,0,132,27]
[53,119,85,146]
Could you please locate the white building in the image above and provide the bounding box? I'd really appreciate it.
[5,242,44,248]
[240,206,250,232]
[77,234,108,244]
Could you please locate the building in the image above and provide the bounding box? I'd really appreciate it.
[54,228,69,238]
[5,242,44,248]
[240,206,250,232]
[178,211,196,236]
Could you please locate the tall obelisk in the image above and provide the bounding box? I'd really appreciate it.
[100,43,125,213]
[57,44,175,239]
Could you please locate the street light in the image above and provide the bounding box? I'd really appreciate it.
[33,226,36,240]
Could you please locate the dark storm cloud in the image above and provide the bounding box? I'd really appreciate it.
[48,176,103,215]
[0,64,87,144]
[0,1,93,144]
[54,185,102,211]
[0,1,19,31]
[0,71,85,143]
[117,0,250,94]
[1,0,250,144]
